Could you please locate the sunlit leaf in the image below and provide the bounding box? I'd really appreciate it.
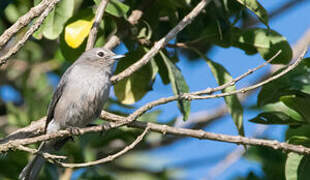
[59,8,94,61]
[237,28,292,64]
[249,111,304,125]
[114,47,154,104]
[160,51,190,121]
[286,153,302,180]
[285,153,310,180]
[262,102,303,122]
[4,4,20,23]
[65,19,94,48]
[36,0,74,40]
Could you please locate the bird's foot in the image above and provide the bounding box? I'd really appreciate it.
[67,127,81,136]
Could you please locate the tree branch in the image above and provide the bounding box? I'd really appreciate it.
[55,127,149,168]
[0,0,62,66]
[110,0,212,84]
[0,0,56,49]
[3,114,310,160]
[17,145,67,161]
[2,49,305,153]
[86,0,110,50]
[118,49,305,124]
[0,121,125,152]
[192,49,282,95]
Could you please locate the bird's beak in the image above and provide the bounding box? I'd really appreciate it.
[111,54,125,60]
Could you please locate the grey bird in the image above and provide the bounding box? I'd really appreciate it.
[19,47,124,180]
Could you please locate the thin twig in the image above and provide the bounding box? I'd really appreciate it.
[0,0,53,48]
[16,145,67,160]
[120,49,305,124]
[56,127,150,168]
[174,27,310,129]
[110,0,212,83]
[192,49,282,95]
[86,0,110,50]
[0,0,62,66]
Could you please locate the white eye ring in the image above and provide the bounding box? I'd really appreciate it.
[97,51,105,57]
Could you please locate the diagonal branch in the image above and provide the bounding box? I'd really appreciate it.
[0,0,56,49]
[192,49,282,95]
[86,0,110,50]
[120,49,306,124]
[17,145,67,161]
[0,0,62,66]
[110,0,212,84]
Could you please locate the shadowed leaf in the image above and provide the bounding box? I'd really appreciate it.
[235,0,269,27]
[160,51,190,121]
[195,50,244,136]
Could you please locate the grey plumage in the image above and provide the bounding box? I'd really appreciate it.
[19,47,124,180]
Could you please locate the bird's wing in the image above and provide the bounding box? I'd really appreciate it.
[45,66,74,132]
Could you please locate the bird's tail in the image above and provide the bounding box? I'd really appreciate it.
[19,142,48,180]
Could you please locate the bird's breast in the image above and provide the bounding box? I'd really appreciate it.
[53,66,111,129]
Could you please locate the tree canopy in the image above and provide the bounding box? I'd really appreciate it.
[0,0,310,179]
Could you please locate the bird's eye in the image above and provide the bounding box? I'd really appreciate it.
[97,51,105,57]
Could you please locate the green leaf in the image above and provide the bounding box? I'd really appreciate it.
[281,95,310,123]
[286,126,310,142]
[154,54,170,85]
[234,0,269,27]
[137,21,153,40]
[94,0,129,17]
[285,152,310,180]
[36,0,74,40]
[195,50,244,135]
[114,47,155,104]
[4,4,20,23]
[137,110,162,123]
[207,61,244,135]
[232,27,258,55]
[236,28,292,64]
[287,136,310,147]
[285,153,304,180]
[262,102,303,122]
[160,51,190,121]
[245,146,286,179]
[258,58,310,106]
[249,111,304,125]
